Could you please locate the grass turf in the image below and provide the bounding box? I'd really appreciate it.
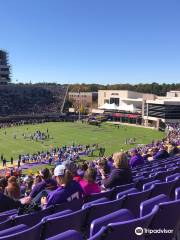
[0,122,165,162]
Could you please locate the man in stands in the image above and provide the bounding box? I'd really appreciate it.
[129,148,144,168]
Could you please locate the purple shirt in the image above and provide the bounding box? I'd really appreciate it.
[30,179,57,198]
[46,180,84,207]
[129,154,144,168]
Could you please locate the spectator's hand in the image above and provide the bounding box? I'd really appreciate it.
[20,196,31,204]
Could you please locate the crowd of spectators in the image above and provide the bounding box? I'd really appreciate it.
[0,122,179,214]
[0,84,68,116]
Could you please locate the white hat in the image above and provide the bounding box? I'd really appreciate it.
[54,165,66,177]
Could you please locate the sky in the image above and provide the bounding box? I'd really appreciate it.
[0,0,180,84]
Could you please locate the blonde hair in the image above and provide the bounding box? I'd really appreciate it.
[113,152,129,169]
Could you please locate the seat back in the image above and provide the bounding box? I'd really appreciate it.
[166,173,180,182]
[42,209,72,222]
[83,197,125,236]
[122,188,152,217]
[43,208,88,239]
[90,209,134,237]
[150,179,178,198]
[82,197,109,209]
[143,180,160,191]
[89,206,158,240]
[0,224,28,237]
[54,198,83,212]
[140,194,169,217]
[116,188,138,200]
[45,229,83,240]
[114,183,135,196]
[84,189,114,202]
[0,222,42,240]
[146,199,180,240]
[175,187,180,200]
[11,206,54,227]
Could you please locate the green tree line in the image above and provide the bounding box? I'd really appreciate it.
[68,82,180,96]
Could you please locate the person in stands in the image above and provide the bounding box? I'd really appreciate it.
[24,168,57,204]
[101,152,132,189]
[79,167,101,195]
[129,148,144,167]
[4,176,20,200]
[42,164,84,207]
[153,146,169,160]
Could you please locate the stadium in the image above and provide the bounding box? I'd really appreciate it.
[0,1,180,239]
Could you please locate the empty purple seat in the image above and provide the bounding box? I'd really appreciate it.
[89,206,158,240]
[82,197,125,236]
[146,199,180,240]
[135,176,155,191]
[140,194,169,217]
[0,224,28,237]
[148,179,177,198]
[42,209,72,221]
[121,188,152,217]
[85,189,114,202]
[46,230,83,240]
[116,187,138,199]
[82,197,109,209]
[0,222,42,240]
[90,209,134,237]
[115,183,135,196]
[11,205,54,228]
[166,173,180,182]
[143,180,160,191]
[43,208,88,239]
[54,198,83,212]
[175,187,180,200]
[0,209,17,223]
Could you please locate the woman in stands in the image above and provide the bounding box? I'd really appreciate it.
[79,167,101,195]
[42,164,84,207]
[4,176,21,200]
[100,152,132,189]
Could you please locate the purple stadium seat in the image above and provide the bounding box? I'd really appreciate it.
[0,222,42,240]
[85,189,114,202]
[82,197,125,236]
[90,209,134,237]
[42,209,72,221]
[46,230,83,240]
[145,199,180,240]
[43,208,88,239]
[54,198,83,212]
[0,220,12,232]
[11,205,54,227]
[140,194,169,217]
[120,188,152,217]
[116,188,138,199]
[175,187,180,200]
[147,179,178,198]
[89,206,158,240]
[114,183,135,196]
[0,224,28,237]
[82,197,109,209]
[166,173,180,182]
[135,176,155,191]
[0,209,17,223]
[143,180,160,191]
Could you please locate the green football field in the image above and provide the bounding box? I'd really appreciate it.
[0,122,165,163]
